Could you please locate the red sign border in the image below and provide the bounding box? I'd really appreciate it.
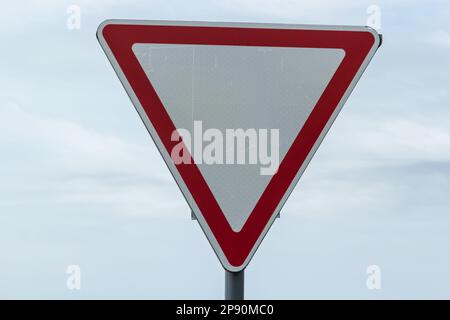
[99,21,379,269]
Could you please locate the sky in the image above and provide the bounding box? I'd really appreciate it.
[0,0,450,299]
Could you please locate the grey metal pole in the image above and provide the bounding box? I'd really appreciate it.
[225,269,244,300]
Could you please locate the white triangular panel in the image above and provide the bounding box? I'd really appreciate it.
[133,44,344,231]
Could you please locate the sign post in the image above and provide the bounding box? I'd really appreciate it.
[97,20,381,298]
[225,270,244,300]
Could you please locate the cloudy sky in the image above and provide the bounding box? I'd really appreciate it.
[1,0,450,299]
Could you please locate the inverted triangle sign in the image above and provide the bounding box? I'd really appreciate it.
[97,20,380,271]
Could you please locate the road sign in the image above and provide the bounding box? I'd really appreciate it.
[97,20,381,272]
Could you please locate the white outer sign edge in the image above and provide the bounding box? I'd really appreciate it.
[97,19,381,272]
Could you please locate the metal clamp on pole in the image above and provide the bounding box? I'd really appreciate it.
[225,270,244,300]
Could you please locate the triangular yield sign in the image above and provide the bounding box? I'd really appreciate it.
[97,20,380,271]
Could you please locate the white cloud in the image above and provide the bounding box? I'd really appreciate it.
[360,119,450,164]
[213,0,349,19]
[426,30,450,48]
[341,119,450,168]
[0,100,186,217]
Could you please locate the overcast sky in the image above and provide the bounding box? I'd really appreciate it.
[1,0,450,299]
